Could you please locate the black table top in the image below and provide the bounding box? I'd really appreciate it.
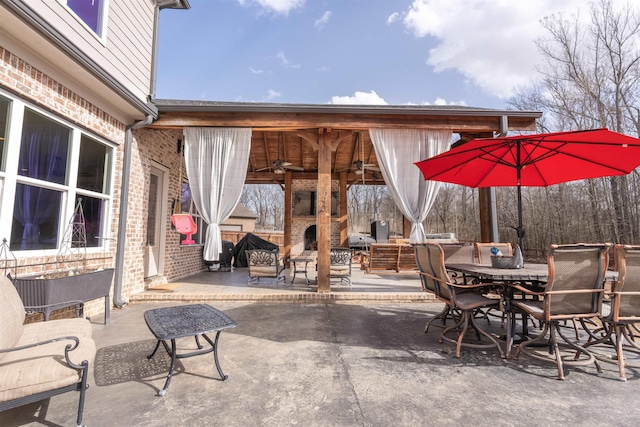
[144,304,237,340]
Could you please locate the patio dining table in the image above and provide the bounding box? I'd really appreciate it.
[445,262,617,358]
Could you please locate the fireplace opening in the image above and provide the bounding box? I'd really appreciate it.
[304,225,317,250]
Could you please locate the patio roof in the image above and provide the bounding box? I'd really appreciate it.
[152,99,542,185]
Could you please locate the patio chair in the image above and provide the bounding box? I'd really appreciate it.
[512,243,610,380]
[474,242,513,265]
[246,249,285,286]
[581,244,640,381]
[415,244,455,333]
[440,242,475,264]
[421,243,505,358]
[329,248,352,285]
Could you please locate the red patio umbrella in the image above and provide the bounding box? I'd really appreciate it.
[414,128,640,252]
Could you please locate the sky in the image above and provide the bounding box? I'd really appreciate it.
[156,0,594,109]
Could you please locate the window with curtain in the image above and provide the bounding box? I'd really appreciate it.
[61,0,107,37]
[181,181,206,245]
[1,92,114,252]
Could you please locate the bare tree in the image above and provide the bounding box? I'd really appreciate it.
[509,0,640,247]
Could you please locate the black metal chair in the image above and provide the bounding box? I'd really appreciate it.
[329,248,352,285]
[246,248,285,286]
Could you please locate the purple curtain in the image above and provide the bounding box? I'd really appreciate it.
[14,122,68,249]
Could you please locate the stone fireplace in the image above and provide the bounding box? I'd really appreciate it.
[290,179,341,259]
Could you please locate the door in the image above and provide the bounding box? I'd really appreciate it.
[145,165,167,278]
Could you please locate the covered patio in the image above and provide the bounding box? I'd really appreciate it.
[148,101,541,293]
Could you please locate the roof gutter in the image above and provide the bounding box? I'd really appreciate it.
[3,0,157,118]
[113,115,154,308]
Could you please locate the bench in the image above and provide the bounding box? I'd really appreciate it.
[363,243,418,273]
[0,276,96,426]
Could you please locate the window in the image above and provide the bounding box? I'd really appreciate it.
[0,95,10,205]
[62,0,107,37]
[0,91,114,252]
[0,95,9,172]
[181,182,206,245]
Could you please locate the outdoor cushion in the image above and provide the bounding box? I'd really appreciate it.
[0,337,96,402]
[0,276,27,357]
[21,318,94,344]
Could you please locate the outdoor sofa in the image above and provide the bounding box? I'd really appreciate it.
[0,275,96,426]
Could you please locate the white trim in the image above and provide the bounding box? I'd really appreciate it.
[0,88,116,258]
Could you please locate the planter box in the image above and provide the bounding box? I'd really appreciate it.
[11,268,114,325]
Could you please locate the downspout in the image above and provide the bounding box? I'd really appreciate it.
[488,115,509,241]
[150,0,182,100]
[113,115,153,307]
[114,0,179,306]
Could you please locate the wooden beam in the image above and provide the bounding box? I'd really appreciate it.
[331,131,353,151]
[297,130,319,150]
[316,130,332,292]
[284,171,292,267]
[152,111,538,132]
[340,171,348,247]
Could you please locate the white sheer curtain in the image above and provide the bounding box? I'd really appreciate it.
[369,129,451,243]
[184,127,252,261]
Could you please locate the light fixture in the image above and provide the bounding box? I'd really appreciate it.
[274,166,286,174]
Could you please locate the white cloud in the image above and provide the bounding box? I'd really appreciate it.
[249,67,264,75]
[315,11,332,30]
[387,12,400,25]
[330,90,387,105]
[265,89,282,100]
[237,0,305,16]
[399,0,588,99]
[423,97,466,106]
[276,51,301,68]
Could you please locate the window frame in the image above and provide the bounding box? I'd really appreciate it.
[58,0,110,41]
[0,89,115,256]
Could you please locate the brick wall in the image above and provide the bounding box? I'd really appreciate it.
[0,46,125,321]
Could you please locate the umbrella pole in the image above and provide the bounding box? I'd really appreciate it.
[517,184,524,257]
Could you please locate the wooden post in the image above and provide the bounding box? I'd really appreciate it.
[478,188,492,242]
[403,215,411,239]
[283,171,292,266]
[316,130,332,292]
[340,171,348,247]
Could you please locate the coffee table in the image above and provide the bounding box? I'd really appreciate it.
[144,304,237,396]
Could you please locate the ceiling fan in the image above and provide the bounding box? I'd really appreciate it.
[338,132,380,178]
[257,132,304,174]
[271,158,304,174]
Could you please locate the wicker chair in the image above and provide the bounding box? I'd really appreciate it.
[581,244,640,381]
[512,243,610,380]
[474,242,513,265]
[329,248,352,285]
[246,249,285,286]
[420,243,505,358]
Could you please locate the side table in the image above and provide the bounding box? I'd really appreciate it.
[144,304,237,396]
[290,258,313,285]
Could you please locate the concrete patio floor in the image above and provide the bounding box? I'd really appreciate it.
[3,267,640,426]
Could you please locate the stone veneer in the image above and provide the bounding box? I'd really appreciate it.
[290,179,341,261]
